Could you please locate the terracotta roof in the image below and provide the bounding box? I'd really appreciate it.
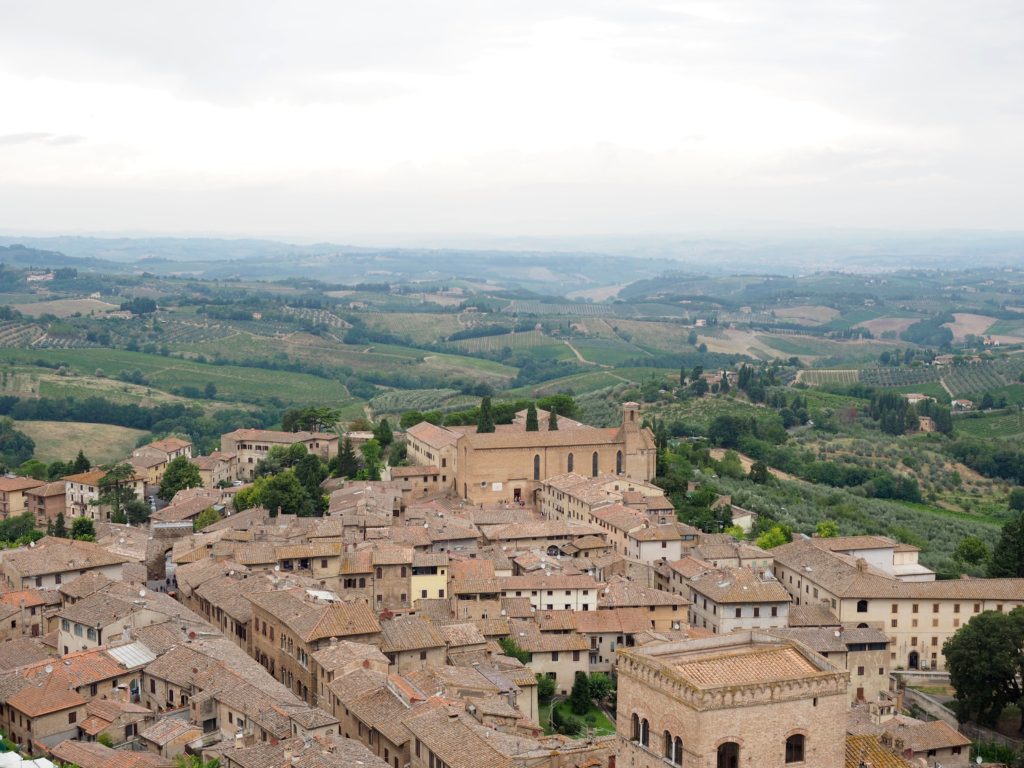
[676,645,822,688]
[598,578,688,608]
[788,603,841,627]
[26,480,66,497]
[436,622,486,647]
[0,476,44,492]
[0,637,53,672]
[51,740,172,768]
[508,619,589,652]
[810,535,899,552]
[7,671,87,716]
[390,465,439,478]
[379,616,445,653]
[3,537,130,577]
[774,540,1024,599]
[574,607,652,634]
[406,422,461,449]
[500,573,601,592]
[139,717,202,746]
[498,597,534,618]
[687,567,792,604]
[403,706,512,768]
[311,640,389,672]
[845,734,915,768]
[147,437,192,452]
[223,428,336,443]
[0,588,48,608]
[59,571,115,600]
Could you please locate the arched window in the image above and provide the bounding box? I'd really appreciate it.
[567,453,574,473]
[674,737,683,765]
[856,599,868,613]
[717,742,739,768]
[785,734,805,763]
[533,454,541,481]
[375,567,382,579]
[640,719,649,747]
[631,714,640,742]
[857,622,869,629]
[592,452,599,477]
[616,450,623,475]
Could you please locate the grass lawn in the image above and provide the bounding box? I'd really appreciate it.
[542,700,616,737]
[17,420,149,464]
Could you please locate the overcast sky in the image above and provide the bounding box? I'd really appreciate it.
[1,1,1022,243]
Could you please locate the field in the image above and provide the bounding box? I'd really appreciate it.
[855,316,918,336]
[17,420,148,464]
[10,298,121,317]
[955,410,1024,439]
[943,313,996,341]
[570,337,648,366]
[772,305,840,325]
[0,348,350,406]
[797,369,859,386]
[448,330,561,355]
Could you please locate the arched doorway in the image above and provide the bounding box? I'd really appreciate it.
[908,651,920,670]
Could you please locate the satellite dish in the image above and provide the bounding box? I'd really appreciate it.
[29,541,35,548]
[274,565,281,572]
[44,664,53,674]
[139,589,146,598]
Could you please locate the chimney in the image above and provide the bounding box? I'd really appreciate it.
[235,731,244,750]
[282,747,292,763]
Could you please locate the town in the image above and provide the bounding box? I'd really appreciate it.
[0,399,1015,768]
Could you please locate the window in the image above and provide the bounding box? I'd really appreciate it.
[533,455,540,481]
[321,559,328,569]
[753,607,760,618]
[891,619,898,628]
[717,742,739,768]
[592,452,599,477]
[631,713,640,742]
[400,567,407,578]
[567,453,574,472]
[640,719,649,747]
[551,652,559,662]
[785,734,805,763]
[857,666,864,676]
[933,603,940,613]
[68,712,77,724]
[734,608,742,618]
[891,603,898,613]
[616,450,623,475]
[856,600,868,613]
[419,650,427,660]
[664,732,682,764]
[912,604,919,613]
[375,567,383,579]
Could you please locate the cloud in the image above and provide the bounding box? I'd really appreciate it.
[0,132,84,146]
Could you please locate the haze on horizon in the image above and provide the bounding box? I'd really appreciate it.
[1,1,1022,246]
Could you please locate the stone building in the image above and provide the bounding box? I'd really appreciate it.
[220,429,338,481]
[616,631,848,768]
[406,403,656,505]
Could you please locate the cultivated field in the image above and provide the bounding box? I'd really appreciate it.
[855,316,918,336]
[943,313,996,341]
[17,420,148,464]
[796,369,860,386]
[772,305,840,325]
[10,298,121,317]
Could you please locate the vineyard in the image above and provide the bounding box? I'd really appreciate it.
[283,306,351,329]
[0,322,45,347]
[369,388,468,415]
[31,334,99,350]
[797,369,860,386]
[954,410,1024,439]
[448,330,559,354]
[859,366,940,387]
[503,300,614,316]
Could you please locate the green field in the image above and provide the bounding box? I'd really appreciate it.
[17,420,149,464]
[0,348,349,406]
[571,338,648,365]
[955,410,1024,439]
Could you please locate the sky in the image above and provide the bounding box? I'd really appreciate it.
[1,1,1022,243]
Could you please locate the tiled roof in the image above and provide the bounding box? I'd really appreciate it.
[500,573,601,591]
[674,645,821,689]
[51,740,172,768]
[406,422,461,448]
[7,671,86,716]
[58,593,140,627]
[787,603,841,627]
[449,559,495,581]
[499,597,534,618]
[390,465,439,478]
[59,571,115,600]
[0,637,53,672]
[687,567,792,604]
[767,626,890,654]
[0,588,49,608]
[774,540,1024,599]
[0,476,44,492]
[311,640,388,672]
[139,717,202,746]
[379,616,445,652]
[574,607,652,634]
[845,734,915,768]
[598,577,688,607]
[810,535,898,552]
[436,622,486,647]
[223,428,335,443]
[3,537,130,577]
[508,619,589,652]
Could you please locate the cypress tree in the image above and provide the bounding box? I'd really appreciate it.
[548,407,558,431]
[525,403,539,432]
[72,450,91,473]
[477,397,495,433]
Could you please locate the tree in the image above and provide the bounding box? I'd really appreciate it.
[373,418,394,447]
[71,516,96,541]
[756,524,791,550]
[94,463,138,521]
[194,507,220,531]
[124,498,152,525]
[588,672,613,701]
[815,520,839,538]
[568,671,591,715]
[52,511,67,538]
[72,450,91,473]
[989,511,1024,578]
[294,453,327,512]
[159,456,202,500]
[388,441,407,466]
[332,437,360,478]
[204,382,217,399]
[954,535,990,567]
[548,407,558,431]
[499,637,530,664]
[944,608,1024,730]
[262,471,313,517]
[536,674,556,704]
[477,397,495,433]
[525,403,539,432]
[360,439,382,481]
[748,460,770,484]
[1009,487,1024,512]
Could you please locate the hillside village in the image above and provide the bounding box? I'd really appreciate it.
[0,402,1015,768]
